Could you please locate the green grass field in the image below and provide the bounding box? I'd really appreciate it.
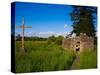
[15,41,97,73]
[79,49,97,69]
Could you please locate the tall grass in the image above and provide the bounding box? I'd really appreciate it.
[15,41,76,73]
[79,49,97,69]
[15,41,97,72]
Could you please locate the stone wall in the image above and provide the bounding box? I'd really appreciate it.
[62,33,94,52]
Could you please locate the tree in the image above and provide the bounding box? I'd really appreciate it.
[47,35,56,44]
[55,35,64,45]
[70,6,97,37]
[16,34,21,41]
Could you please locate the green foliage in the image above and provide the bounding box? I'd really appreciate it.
[16,36,47,41]
[16,35,64,45]
[15,41,76,73]
[79,49,97,69]
[47,35,64,45]
[47,35,56,44]
[55,36,64,45]
[15,40,97,72]
[16,34,21,41]
[70,6,97,37]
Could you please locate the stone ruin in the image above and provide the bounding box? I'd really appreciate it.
[62,33,94,52]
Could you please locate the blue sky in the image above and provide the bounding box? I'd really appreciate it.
[15,2,97,37]
[15,2,73,37]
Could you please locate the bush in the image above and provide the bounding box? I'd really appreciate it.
[47,35,56,44]
[47,35,64,45]
[55,36,63,45]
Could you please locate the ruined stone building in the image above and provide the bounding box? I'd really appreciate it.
[62,33,94,52]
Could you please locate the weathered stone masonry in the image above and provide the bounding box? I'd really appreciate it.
[62,33,94,52]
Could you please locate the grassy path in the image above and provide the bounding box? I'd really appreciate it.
[70,53,80,69]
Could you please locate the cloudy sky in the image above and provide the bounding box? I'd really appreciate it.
[15,2,74,37]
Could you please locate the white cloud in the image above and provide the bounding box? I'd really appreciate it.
[28,31,32,34]
[64,24,67,28]
[24,31,72,38]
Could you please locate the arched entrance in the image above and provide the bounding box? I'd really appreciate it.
[75,41,80,52]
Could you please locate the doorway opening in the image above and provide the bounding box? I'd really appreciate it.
[76,47,80,52]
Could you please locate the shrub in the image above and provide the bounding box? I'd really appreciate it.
[47,35,56,44]
[55,36,64,45]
